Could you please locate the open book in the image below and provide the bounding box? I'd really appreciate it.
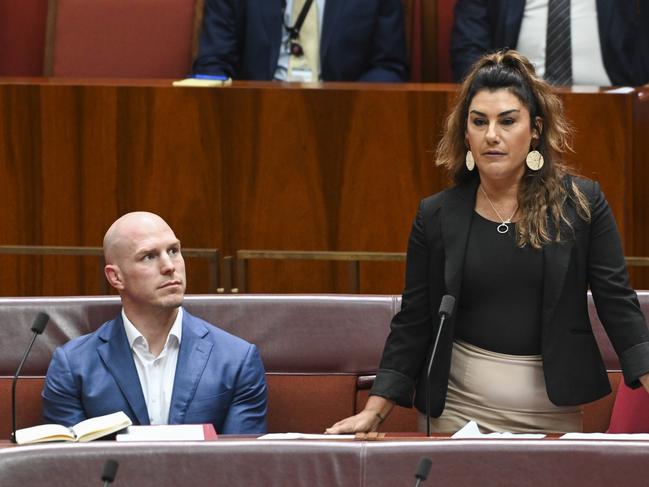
[15,411,132,445]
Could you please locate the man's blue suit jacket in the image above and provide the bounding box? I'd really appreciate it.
[42,309,268,434]
[450,0,649,86]
[193,0,409,82]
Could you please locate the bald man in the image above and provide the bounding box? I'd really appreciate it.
[42,212,268,434]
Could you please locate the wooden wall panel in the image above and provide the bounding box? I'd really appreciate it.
[0,81,646,296]
[560,89,633,237]
[629,89,649,288]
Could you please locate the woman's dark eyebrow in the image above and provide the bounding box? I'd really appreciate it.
[469,108,520,117]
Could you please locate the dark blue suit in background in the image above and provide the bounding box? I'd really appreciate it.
[42,309,268,434]
[451,0,649,85]
[193,0,409,82]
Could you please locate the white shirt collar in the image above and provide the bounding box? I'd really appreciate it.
[122,307,183,352]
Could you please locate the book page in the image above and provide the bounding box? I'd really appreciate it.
[72,411,132,442]
[15,424,74,444]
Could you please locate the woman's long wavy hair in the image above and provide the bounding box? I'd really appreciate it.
[436,50,590,248]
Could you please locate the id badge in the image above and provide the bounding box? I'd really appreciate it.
[287,67,314,82]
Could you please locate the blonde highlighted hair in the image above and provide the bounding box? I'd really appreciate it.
[436,49,590,248]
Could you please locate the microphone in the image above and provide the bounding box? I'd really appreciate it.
[101,459,119,486]
[413,457,432,487]
[11,312,49,443]
[424,295,455,437]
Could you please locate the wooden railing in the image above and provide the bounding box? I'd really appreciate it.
[1,246,647,294]
[232,250,649,294]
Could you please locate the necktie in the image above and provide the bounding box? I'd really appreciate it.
[288,0,320,82]
[545,0,572,85]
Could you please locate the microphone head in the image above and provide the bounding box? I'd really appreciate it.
[101,459,119,483]
[31,312,49,334]
[438,295,456,318]
[415,457,432,480]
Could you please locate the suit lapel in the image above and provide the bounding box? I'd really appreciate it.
[595,0,614,44]
[441,179,479,299]
[503,0,526,47]
[541,216,575,330]
[97,317,149,425]
[320,0,343,62]
[168,312,213,424]
[261,0,284,77]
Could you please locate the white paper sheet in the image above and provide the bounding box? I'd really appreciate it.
[451,420,546,439]
[560,432,649,440]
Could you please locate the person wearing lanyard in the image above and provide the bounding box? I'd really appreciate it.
[193,0,409,82]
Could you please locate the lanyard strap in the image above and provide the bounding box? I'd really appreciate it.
[283,0,316,40]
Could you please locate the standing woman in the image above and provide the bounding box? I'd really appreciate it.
[327,50,649,434]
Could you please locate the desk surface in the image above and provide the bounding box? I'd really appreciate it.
[3,437,649,487]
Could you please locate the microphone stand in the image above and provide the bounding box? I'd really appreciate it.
[11,313,49,443]
[425,296,455,437]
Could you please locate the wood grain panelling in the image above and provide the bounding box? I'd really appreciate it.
[629,89,649,288]
[0,81,646,296]
[560,89,632,236]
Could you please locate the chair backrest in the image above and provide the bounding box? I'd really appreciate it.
[0,294,399,435]
[1,292,646,435]
[436,0,456,82]
[0,0,48,76]
[607,380,649,433]
[44,0,203,78]
[402,0,439,82]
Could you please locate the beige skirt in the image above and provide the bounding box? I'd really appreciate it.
[418,339,582,434]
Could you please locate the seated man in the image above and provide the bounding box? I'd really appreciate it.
[451,0,649,86]
[42,212,267,434]
[193,0,409,82]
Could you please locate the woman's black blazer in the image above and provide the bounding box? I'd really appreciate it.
[372,176,649,417]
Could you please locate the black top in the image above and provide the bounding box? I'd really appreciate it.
[454,211,543,355]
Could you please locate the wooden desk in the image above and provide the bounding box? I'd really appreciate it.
[1,80,647,294]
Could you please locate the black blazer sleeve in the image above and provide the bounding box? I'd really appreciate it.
[582,179,649,386]
[371,196,444,407]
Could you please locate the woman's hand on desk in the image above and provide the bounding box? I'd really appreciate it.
[325,410,381,434]
[324,396,395,434]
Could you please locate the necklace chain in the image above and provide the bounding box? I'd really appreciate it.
[479,186,518,234]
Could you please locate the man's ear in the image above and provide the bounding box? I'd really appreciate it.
[104,264,124,290]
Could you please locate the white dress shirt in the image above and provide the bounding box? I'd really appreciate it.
[122,308,183,425]
[274,0,326,81]
[516,0,612,86]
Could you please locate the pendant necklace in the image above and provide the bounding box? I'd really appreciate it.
[479,186,518,234]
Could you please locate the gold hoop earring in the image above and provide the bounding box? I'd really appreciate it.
[465,150,475,171]
[526,150,544,171]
